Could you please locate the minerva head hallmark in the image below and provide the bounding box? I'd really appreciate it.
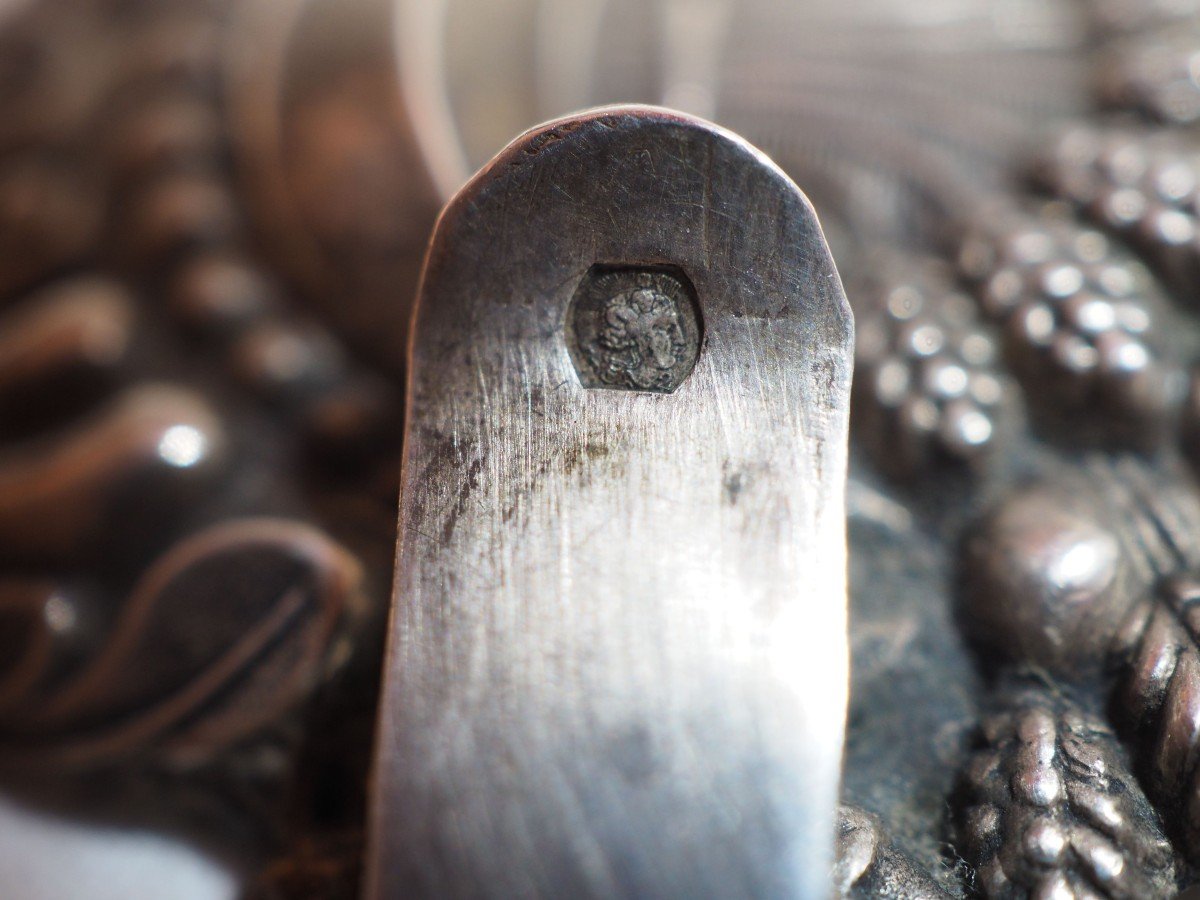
[366,105,854,898]
[566,264,703,394]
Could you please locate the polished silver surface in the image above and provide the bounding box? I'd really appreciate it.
[366,105,853,898]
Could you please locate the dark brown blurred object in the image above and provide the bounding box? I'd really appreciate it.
[226,0,441,374]
[0,0,408,895]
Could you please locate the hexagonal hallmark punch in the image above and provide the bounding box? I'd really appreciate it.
[367,106,854,898]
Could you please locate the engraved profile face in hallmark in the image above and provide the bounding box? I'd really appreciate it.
[567,265,703,393]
